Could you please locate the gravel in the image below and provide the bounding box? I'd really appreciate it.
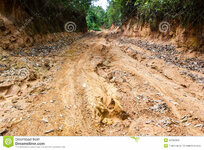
[120,38,204,74]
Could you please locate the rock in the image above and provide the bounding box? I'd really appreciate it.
[0,95,5,101]
[9,36,17,43]
[44,129,54,134]
[102,118,113,125]
[120,111,129,120]
[180,84,187,88]
[151,102,168,114]
[151,65,158,70]
[28,71,38,81]
[194,124,203,127]
[167,127,172,132]
[110,77,116,82]
[146,120,151,124]
[11,98,18,103]
[0,64,7,72]
[160,118,173,127]
[44,59,51,70]
[40,92,47,94]
[136,96,140,101]
[181,115,188,123]
[19,117,23,121]
[58,125,63,131]
[171,101,179,105]
[185,123,191,127]
[68,105,72,109]
[41,118,48,123]
[0,128,7,135]
[82,83,87,88]
[13,105,23,110]
[2,42,9,50]
[50,99,55,103]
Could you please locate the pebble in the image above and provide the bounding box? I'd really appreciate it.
[41,118,48,123]
[167,127,172,132]
[82,83,87,88]
[58,125,63,131]
[44,129,54,134]
[12,118,16,122]
[194,124,203,127]
[68,105,72,109]
[171,101,179,105]
[136,96,140,100]
[151,102,168,114]
[146,120,151,124]
[50,99,55,103]
[0,128,7,135]
[185,123,191,127]
[19,117,23,121]
[181,115,188,123]
[120,38,204,74]
[40,92,47,94]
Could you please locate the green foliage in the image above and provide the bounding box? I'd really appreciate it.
[107,0,203,26]
[50,0,94,13]
[103,0,122,28]
[133,0,203,26]
[86,6,105,31]
[50,0,203,31]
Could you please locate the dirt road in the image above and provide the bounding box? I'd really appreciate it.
[1,31,204,136]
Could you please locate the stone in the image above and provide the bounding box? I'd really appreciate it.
[82,83,87,88]
[0,128,7,135]
[28,71,38,81]
[50,99,55,103]
[2,42,9,50]
[146,120,151,124]
[185,123,191,127]
[44,129,54,134]
[11,98,18,103]
[41,118,48,123]
[68,105,72,109]
[58,125,63,131]
[181,115,188,123]
[194,124,203,127]
[102,118,113,125]
[171,101,179,105]
[151,102,168,114]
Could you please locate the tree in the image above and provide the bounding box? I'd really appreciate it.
[86,6,105,30]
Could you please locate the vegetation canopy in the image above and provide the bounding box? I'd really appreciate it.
[86,0,203,31]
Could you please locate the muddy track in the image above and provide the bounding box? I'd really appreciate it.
[3,31,204,136]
